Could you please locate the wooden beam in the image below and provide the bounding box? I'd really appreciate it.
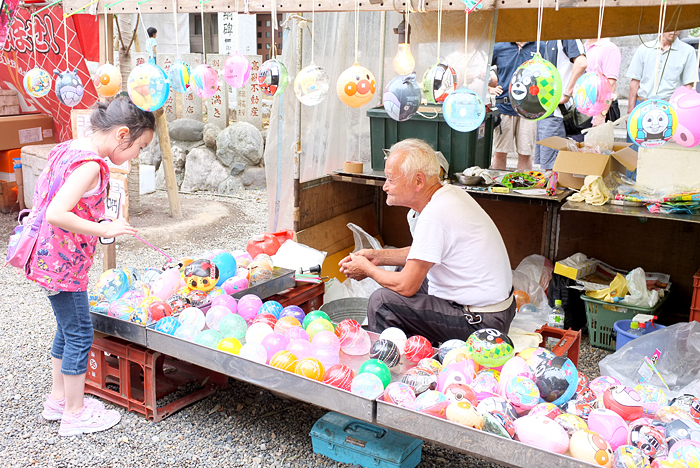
[102,244,117,271]
[154,108,183,219]
[296,204,378,254]
[98,14,115,64]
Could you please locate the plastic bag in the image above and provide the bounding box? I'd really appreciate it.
[515,254,553,292]
[340,223,392,298]
[620,267,659,308]
[599,322,700,398]
[511,269,551,333]
[271,240,326,272]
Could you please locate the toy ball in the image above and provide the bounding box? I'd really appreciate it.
[437,361,475,394]
[178,307,206,331]
[205,305,232,331]
[261,332,289,362]
[604,386,645,422]
[120,290,145,307]
[312,345,340,370]
[404,335,433,363]
[95,268,130,302]
[421,62,457,104]
[369,339,401,368]
[443,86,486,133]
[307,318,336,342]
[207,287,225,301]
[253,313,278,329]
[578,372,591,390]
[294,357,325,381]
[238,293,263,310]
[217,337,242,355]
[665,418,700,449]
[224,52,251,89]
[258,59,289,97]
[147,300,173,323]
[88,290,106,307]
[302,310,331,330]
[190,64,219,99]
[279,305,305,323]
[294,62,330,106]
[628,99,677,149]
[92,63,121,98]
[438,339,466,363]
[556,413,589,436]
[380,328,408,355]
[183,259,219,292]
[383,382,417,408]
[91,301,110,315]
[238,304,260,324]
[446,401,483,428]
[590,376,622,399]
[336,320,371,356]
[478,396,518,421]
[588,408,629,451]
[359,359,391,389]
[211,294,237,313]
[255,254,273,269]
[233,251,253,268]
[669,394,700,417]
[195,329,224,348]
[168,61,191,93]
[498,356,534,395]
[173,324,199,342]
[218,313,247,340]
[534,356,579,406]
[324,364,355,391]
[267,349,297,371]
[248,262,273,286]
[482,411,516,439]
[287,338,315,360]
[442,348,471,367]
[513,415,568,453]
[222,275,248,294]
[505,376,540,415]
[245,322,274,345]
[529,402,562,420]
[141,268,161,284]
[569,429,614,466]
[628,423,669,459]
[613,445,650,468]
[656,406,693,424]
[166,294,190,315]
[337,63,376,108]
[667,439,700,466]
[669,86,700,148]
[634,384,668,417]
[573,71,613,117]
[154,316,181,335]
[23,67,52,98]
[259,301,283,319]
[238,342,267,363]
[401,366,438,395]
[472,371,500,401]
[187,289,209,308]
[383,72,422,122]
[519,303,538,314]
[211,253,237,286]
[519,347,556,371]
[312,330,341,352]
[467,328,514,368]
[274,316,301,335]
[124,303,146,324]
[285,326,309,342]
[563,400,595,420]
[413,390,450,419]
[127,63,169,112]
[514,290,531,310]
[509,53,562,120]
[351,373,384,399]
[54,68,84,107]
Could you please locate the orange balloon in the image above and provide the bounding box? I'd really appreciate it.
[294,357,325,381]
[514,290,531,311]
[269,350,297,372]
[336,64,376,108]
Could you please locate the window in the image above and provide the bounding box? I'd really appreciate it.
[266,32,270,38]
[258,43,262,49]
[266,43,270,49]
[266,20,271,27]
[257,32,262,38]
[194,15,202,35]
[257,21,262,26]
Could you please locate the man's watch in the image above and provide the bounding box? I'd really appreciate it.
[601,109,608,116]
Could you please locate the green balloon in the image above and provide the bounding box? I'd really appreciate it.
[219,314,248,340]
[509,53,563,121]
[195,329,224,348]
[302,310,331,330]
[359,359,391,389]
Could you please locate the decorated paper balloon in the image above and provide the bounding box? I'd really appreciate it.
[312,331,341,352]
[443,86,485,133]
[190,64,219,99]
[54,68,84,107]
[154,316,181,335]
[446,401,483,429]
[516,415,570,454]
[168,61,191,93]
[294,357,324,381]
[669,86,700,148]
[217,337,242,355]
[222,275,248,294]
[179,307,206,331]
[92,63,121,98]
[336,319,371,355]
[211,294,237,313]
[404,335,433,362]
[351,373,384,399]
[173,324,199,342]
[467,328,514,368]
[127,63,169,112]
[287,338,314,360]
[336,63,376,108]
[569,429,614,466]
[239,342,268,364]
[509,53,562,120]
[383,72,422,122]
[205,305,231,331]
[224,52,251,88]
[253,313,277,329]
[258,59,289,97]
[369,339,401,368]
[323,364,354,391]
[285,326,309,342]
[303,310,331,329]
[275,316,302,335]
[413,390,450,418]
[195,329,224,348]
[482,411,516,439]
[258,301,283,319]
[359,359,391,389]
[574,71,613,117]
[627,99,677,148]
[261,332,289,362]
[294,62,330,106]
[23,67,51,98]
[379,327,407,354]
[422,62,457,104]
[245,322,274,345]
[312,345,340,369]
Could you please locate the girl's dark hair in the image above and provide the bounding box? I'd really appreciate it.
[147,27,157,37]
[91,97,156,148]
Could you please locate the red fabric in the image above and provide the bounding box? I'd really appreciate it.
[72,14,99,63]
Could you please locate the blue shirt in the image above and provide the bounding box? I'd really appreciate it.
[492,42,542,116]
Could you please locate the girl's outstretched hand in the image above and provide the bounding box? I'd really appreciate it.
[102,219,137,238]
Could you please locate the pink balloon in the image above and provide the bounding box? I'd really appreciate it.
[261,332,289,362]
[150,268,180,300]
[287,339,314,360]
[285,327,309,341]
[190,64,219,99]
[224,52,251,88]
[211,294,238,313]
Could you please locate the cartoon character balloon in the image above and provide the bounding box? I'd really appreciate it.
[190,64,219,99]
[336,63,376,108]
[443,86,485,133]
[54,68,84,107]
[294,62,330,106]
[258,59,289,97]
[509,53,562,121]
[127,63,169,112]
[92,63,121,98]
[669,86,700,148]
[573,71,613,117]
[168,61,191,93]
[422,62,457,104]
[627,100,677,149]
[224,52,251,89]
[23,67,51,98]
[383,73,422,122]
[183,259,220,292]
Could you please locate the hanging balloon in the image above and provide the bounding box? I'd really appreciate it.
[442,86,485,133]
[336,63,376,108]
[54,68,84,107]
[573,71,613,117]
[669,86,700,148]
[190,64,219,99]
[627,99,677,149]
[127,63,169,112]
[224,52,251,89]
[168,61,191,93]
[422,62,457,104]
[23,67,51,98]
[258,59,289,97]
[92,63,121,98]
[294,63,330,106]
[509,53,562,121]
[383,73,422,122]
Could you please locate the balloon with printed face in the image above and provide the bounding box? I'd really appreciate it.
[443,86,486,133]
[628,99,677,149]
[168,61,191,93]
[23,67,51,98]
[224,52,251,89]
[422,62,457,104]
[467,328,514,368]
[336,63,376,108]
[93,63,121,98]
[509,53,562,120]
[127,63,169,112]
[383,73,422,122]
[258,59,289,97]
[294,62,330,106]
[54,68,84,107]
[190,64,219,99]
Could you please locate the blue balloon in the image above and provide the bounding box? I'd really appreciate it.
[259,301,283,319]
[212,252,238,286]
[154,316,182,335]
[443,86,486,133]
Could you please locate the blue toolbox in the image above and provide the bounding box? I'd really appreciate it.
[309,412,423,468]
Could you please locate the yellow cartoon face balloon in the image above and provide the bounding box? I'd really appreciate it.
[93,64,122,98]
[336,63,376,108]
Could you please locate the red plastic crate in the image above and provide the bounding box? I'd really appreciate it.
[85,336,228,421]
[534,325,582,367]
[266,281,325,314]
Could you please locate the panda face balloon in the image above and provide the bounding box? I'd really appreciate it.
[422,62,457,104]
[627,99,677,149]
[258,59,289,97]
[509,53,562,121]
[336,63,376,108]
[54,68,84,107]
[383,73,422,122]
[92,64,121,98]
[23,67,52,98]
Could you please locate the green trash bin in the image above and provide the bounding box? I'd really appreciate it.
[367,105,497,173]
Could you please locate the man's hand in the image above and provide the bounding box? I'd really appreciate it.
[559,94,570,105]
[592,113,606,127]
[488,85,503,96]
[338,249,379,268]
[339,253,375,281]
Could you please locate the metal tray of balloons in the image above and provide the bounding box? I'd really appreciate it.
[230,267,296,301]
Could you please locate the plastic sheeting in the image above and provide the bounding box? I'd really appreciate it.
[264,10,496,231]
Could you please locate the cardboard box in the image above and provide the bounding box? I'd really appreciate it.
[0,114,55,151]
[554,258,598,280]
[538,137,638,190]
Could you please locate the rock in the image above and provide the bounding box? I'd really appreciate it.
[155,163,185,190]
[203,124,221,150]
[168,118,205,141]
[172,145,187,171]
[261,99,273,120]
[180,147,229,193]
[139,132,161,169]
[230,163,245,176]
[171,139,205,153]
[217,176,243,194]
[216,122,264,168]
[241,166,266,190]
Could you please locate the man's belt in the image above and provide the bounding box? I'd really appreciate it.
[495,96,510,104]
[463,293,514,314]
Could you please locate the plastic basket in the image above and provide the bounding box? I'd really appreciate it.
[612,319,666,351]
[582,293,669,351]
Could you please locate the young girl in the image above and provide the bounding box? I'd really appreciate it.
[26,98,155,436]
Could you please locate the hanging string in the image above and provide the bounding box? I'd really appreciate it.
[535,0,544,55]
[271,1,277,59]
[311,0,315,63]
[173,0,180,58]
[436,0,442,62]
[405,0,410,45]
[695,30,700,90]
[354,0,359,63]
[103,12,109,64]
[200,1,206,63]
[652,0,668,96]
[595,0,606,71]
[31,13,37,66]
[136,4,149,45]
[463,9,468,86]
[63,15,69,69]
[235,0,239,52]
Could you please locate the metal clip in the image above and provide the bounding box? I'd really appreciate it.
[464,306,482,325]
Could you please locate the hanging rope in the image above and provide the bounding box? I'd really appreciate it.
[695,25,700,89]
[173,0,180,58]
[235,0,239,52]
[31,13,37,66]
[405,0,410,45]
[594,0,606,71]
[354,0,359,63]
[311,0,315,63]
[63,15,69,69]
[136,3,150,49]
[103,12,109,64]
[200,0,206,63]
[535,0,544,55]
[463,10,468,86]
[652,0,668,96]
[271,0,277,59]
[436,0,443,62]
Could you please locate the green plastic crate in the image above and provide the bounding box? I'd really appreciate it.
[582,293,669,351]
[367,105,497,173]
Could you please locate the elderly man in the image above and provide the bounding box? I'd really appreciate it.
[339,139,514,345]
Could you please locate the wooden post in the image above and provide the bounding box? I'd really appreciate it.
[102,244,117,271]
[98,14,115,65]
[154,108,183,219]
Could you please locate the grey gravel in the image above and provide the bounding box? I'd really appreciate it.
[0,188,611,468]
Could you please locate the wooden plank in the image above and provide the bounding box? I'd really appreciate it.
[103,244,116,271]
[296,204,377,253]
[299,178,376,231]
[154,108,183,219]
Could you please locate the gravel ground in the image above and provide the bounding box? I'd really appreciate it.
[0,189,611,468]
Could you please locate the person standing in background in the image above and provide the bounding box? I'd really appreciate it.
[584,37,621,126]
[146,27,158,65]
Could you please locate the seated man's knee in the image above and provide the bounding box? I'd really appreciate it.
[368,288,397,314]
